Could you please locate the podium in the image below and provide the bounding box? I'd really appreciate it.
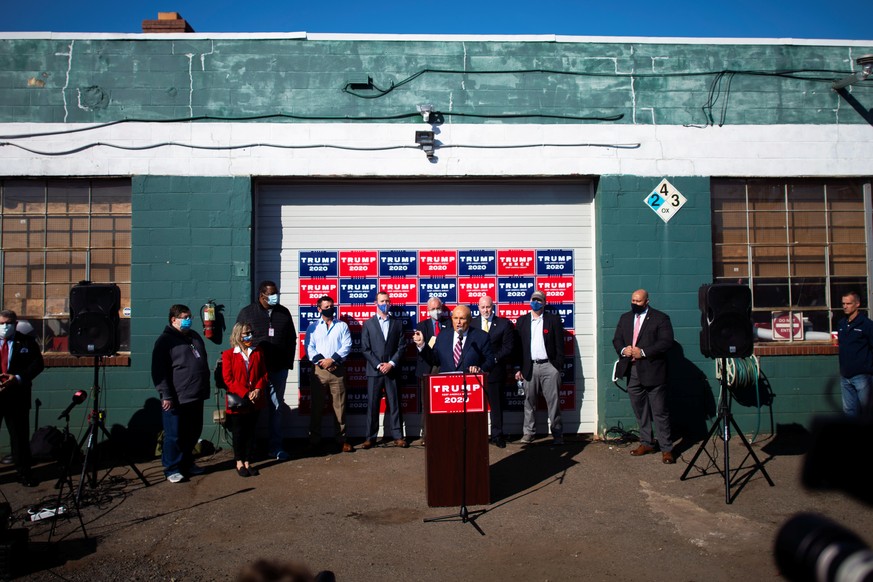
[424,373,490,507]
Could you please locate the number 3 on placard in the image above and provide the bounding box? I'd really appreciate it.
[659,183,680,208]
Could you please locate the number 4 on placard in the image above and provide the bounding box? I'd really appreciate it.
[643,179,687,223]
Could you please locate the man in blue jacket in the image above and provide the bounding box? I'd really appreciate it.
[837,291,873,416]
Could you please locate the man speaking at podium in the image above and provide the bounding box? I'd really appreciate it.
[413,305,494,376]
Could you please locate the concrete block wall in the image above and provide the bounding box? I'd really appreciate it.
[0,37,870,126]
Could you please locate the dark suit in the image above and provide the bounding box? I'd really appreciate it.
[0,332,45,480]
[361,313,406,440]
[415,317,451,378]
[474,315,515,438]
[612,306,674,451]
[420,327,495,375]
[515,311,565,438]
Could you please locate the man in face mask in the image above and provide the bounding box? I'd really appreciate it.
[412,297,451,445]
[360,292,407,449]
[415,297,450,380]
[151,304,211,482]
[612,289,676,464]
[514,290,566,446]
[306,295,353,452]
[0,309,44,487]
[236,280,297,461]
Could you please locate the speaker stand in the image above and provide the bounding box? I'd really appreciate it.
[680,358,774,503]
[75,356,150,505]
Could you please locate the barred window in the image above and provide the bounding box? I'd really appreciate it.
[0,178,131,353]
[712,178,871,343]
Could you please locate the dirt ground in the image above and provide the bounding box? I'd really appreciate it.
[1,427,871,581]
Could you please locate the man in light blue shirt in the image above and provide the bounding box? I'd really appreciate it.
[306,295,354,452]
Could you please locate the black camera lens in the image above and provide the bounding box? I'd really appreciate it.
[775,512,873,582]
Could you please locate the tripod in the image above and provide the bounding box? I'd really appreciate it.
[48,411,87,542]
[75,356,149,505]
[425,372,487,535]
[680,357,774,504]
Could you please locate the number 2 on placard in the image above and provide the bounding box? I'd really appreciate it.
[648,193,662,208]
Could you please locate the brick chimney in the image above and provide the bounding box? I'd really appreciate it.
[142,12,195,33]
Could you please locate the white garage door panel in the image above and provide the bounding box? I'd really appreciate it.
[255,181,598,436]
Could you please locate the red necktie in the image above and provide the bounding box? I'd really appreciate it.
[433,321,440,337]
[453,333,463,368]
[632,314,642,347]
[1,340,8,374]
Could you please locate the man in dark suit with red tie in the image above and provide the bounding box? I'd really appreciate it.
[474,295,515,448]
[612,289,676,464]
[360,291,408,449]
[0,309,45,487]
[413,305,494,376]
[414,297,451,379]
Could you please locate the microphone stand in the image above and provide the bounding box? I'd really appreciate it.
[48,410,88,542]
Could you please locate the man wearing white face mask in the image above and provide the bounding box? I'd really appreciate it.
[0,309,44,487]
[151,304,211,483]
[236,280,297,461]
[413,297,450,446]
[415,297,450,380]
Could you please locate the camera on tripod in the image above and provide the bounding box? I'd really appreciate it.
[774,413,873,581]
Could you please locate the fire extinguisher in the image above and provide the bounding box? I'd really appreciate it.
[201,300,216,339]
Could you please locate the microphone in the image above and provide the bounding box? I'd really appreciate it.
[57,389,88,420]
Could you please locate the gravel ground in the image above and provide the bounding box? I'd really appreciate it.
[2,430,871,581]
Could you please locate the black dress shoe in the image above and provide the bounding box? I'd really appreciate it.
[490,437,506,449]
[246,465,260,476]
[236,466,250,478]
[19,476,38,487]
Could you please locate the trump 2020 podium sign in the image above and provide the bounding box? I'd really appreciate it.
[429,373,485,414]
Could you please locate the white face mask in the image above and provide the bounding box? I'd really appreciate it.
[0,323,15,340]
[429,309,441,320]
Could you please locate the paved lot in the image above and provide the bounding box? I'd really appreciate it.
[1,428,871,581]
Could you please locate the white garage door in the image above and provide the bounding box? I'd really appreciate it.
[254,180,597,437]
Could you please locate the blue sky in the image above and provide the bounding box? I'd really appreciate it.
[2,0,872,40]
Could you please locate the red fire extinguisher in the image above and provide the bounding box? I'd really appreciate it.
[201,300,216,339]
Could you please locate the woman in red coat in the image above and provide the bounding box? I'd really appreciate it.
[222,321,268,477]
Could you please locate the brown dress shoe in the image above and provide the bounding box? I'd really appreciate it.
[393,439,408,448]
[630,444,656,456]
[662,451,676,464]
[360,440,374,450]
[341,442,354,453]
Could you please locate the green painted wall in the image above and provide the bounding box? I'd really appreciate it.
[0,38,870,126]
[594,175,842,441]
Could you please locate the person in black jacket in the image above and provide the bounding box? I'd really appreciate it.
[473,295,515,448]
[612,289,675,464]
[152,304,210,483]
[0,309,44,486]
[514,290,566,446]
[837,291,873,417]
[236,281,297,461]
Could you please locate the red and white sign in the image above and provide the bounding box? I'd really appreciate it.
[563,330,575,356]
[339,250,378,277]
[497,249,536,276]
[498,304,529,324]
[378,278,418,304]
[429,373,485,413]
[299,278,339,305]
[771,311,804,341]
[419,250,457,277]
[457,277,497,303]
[536,276,574,303]
[339,306,373,330]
